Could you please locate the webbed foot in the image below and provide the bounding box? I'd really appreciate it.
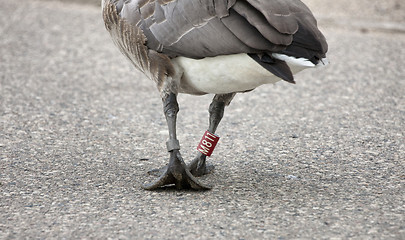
[142,150,211,190]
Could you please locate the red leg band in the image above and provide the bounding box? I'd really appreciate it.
[197,131,220,157]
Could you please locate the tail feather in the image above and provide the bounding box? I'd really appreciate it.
[248,53,295,84]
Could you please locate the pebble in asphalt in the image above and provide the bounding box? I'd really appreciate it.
[1,0,404,239]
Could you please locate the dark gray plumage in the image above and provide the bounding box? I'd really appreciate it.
[121,0,327,58]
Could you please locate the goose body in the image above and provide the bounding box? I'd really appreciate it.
[102,0,329,190]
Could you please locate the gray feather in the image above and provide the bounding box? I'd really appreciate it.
[112,0,326,58]
[105,0,328,84]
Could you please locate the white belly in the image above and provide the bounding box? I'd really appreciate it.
[171,53,310,95]
[171,54,280,94]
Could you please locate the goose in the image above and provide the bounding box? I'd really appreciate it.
[101,0,328,190]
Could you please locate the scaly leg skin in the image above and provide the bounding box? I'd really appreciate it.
[142,93,210,190]
[188,93,236,177]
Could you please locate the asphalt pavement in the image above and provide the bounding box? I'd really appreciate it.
[1,0,404,239]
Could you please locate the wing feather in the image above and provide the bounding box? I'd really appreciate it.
[244,0,299,34]
[220,9,283,52]
[232,1,292,46]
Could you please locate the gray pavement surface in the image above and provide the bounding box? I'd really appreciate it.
[1,0,404,239]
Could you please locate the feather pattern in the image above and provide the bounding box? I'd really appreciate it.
[102,0,328,90]
[102,1,175,92]
[108,0,327,58]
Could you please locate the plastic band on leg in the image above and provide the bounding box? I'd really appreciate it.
[166,139,180,152]
[197,131,220,157]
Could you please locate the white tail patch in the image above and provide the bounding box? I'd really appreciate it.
[272,53,316,67]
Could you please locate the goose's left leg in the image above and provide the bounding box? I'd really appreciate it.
[142,92,211,190]
[189,93,236,177]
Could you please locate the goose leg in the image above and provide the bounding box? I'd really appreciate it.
[142,92,211,190]
[189,93,235,177]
